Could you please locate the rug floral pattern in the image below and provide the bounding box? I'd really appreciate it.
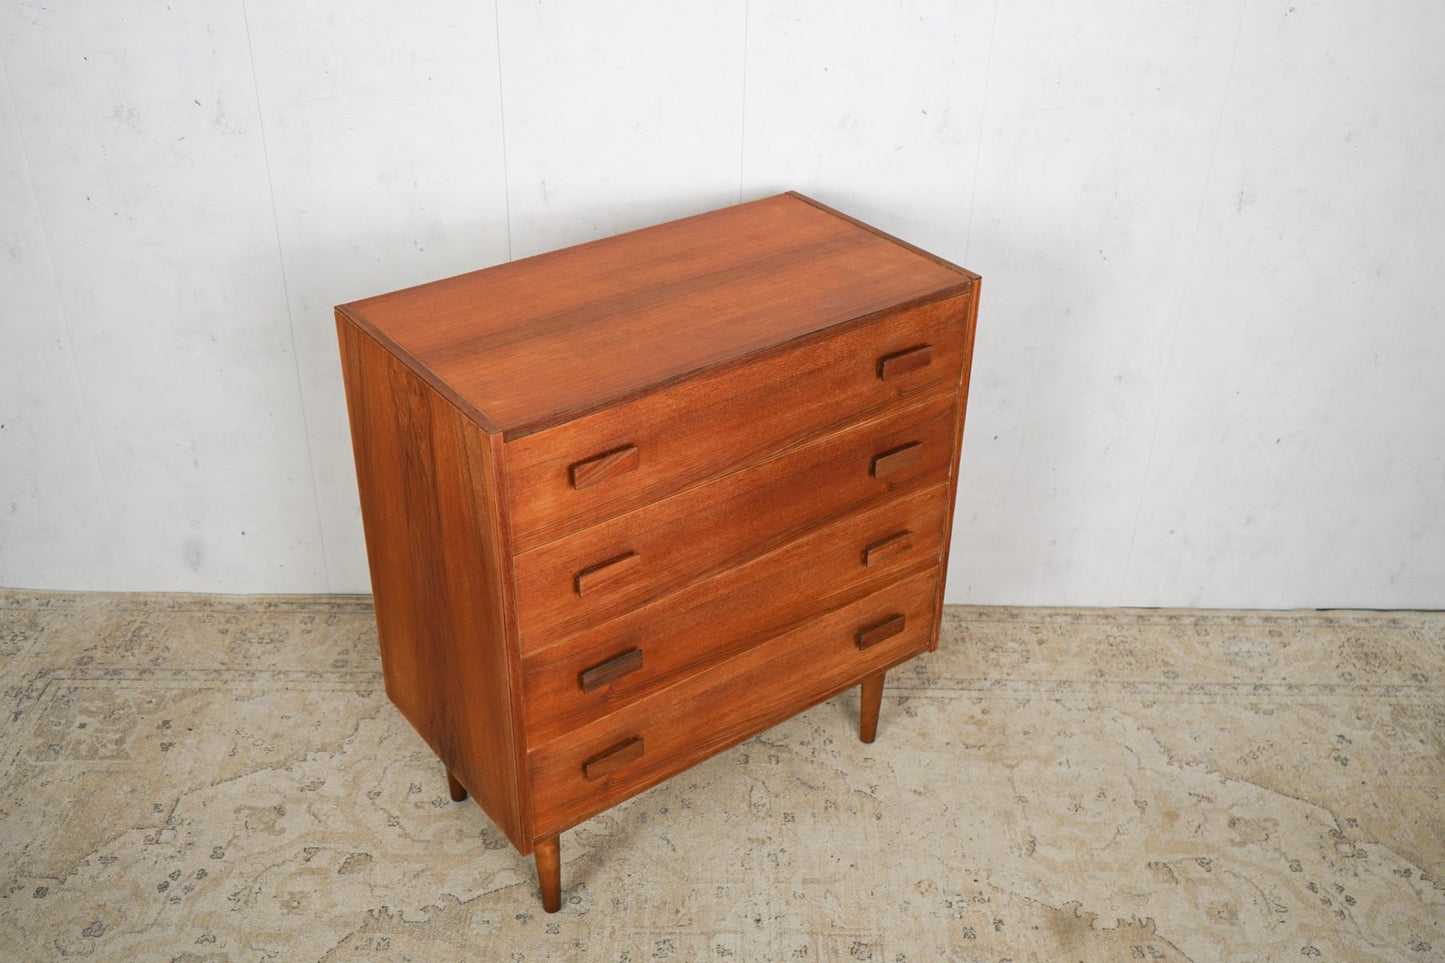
[1,591,1440,960]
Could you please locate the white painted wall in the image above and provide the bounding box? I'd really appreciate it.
[2,1,1441,608]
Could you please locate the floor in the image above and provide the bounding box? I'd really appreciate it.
[0,590,1441,961]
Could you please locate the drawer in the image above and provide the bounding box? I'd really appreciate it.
[527,567,939,839]
[512,390,958,649]
[522,483,951,743]
[502,293,971,552]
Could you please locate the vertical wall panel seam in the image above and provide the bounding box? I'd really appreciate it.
[1117,0,1252,603]
[239,0,331,588]
[493,1,514,262]
[737,0,749,203]
[0,41,120,587]
[961,0,1001,268]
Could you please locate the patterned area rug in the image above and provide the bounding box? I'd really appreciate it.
[0,591,1441,961]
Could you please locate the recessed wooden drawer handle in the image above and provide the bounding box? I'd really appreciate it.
[574,551,641,596]
[569,444,640,490]
[856,613,906,650]
[579,647,644,692]
[871,441,924,479]
[877,344,933,380]
[583,736,645,781]
[863,530,915,567]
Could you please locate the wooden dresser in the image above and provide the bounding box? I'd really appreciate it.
[335,192,980,912]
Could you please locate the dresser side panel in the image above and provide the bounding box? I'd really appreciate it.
[931,280,981,648]
[336,314,527,849]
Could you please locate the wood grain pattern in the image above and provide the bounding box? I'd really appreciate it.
[534,836,561,914]
[445,768,467,803]
[522,484,952,743]
[855,613,907,650]
[877,344,933,381]
[335,316,528,850]
[871,441,925,479]
[582,736,645,781]
[786,191,981,284]
[863,530,915,567]
[527,569,940,839]
[577,647,644,693]
[502,293,970,552]
[336,193,979,906]
[930,280,981,653]
[573,551,641,597]
[569,444,639,490]
[341,194,972,437]
[859,672,886,744]
[513,391,957,648]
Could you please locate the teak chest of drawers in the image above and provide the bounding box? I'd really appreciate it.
[336,192,980,912]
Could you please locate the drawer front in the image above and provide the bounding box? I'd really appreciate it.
[527,568,939,839]
[522,483,952,743]
[512,390,958,649]
[502,293,971,552]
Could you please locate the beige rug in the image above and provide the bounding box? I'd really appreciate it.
[0,590,1440,961]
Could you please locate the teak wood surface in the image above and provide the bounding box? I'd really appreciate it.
[520,484,951,743]
[335,191,979,911]
[336,324,528,848]
[340,193,974,438]
[526,568,941,839]
[501,292,970,551]
[510,390,958,647]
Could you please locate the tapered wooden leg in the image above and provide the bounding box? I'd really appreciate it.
[535,835,562,913]
[445,767,467,802]
[859,670,886,744]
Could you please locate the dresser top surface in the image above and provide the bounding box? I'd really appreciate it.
[338,192,974,438]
